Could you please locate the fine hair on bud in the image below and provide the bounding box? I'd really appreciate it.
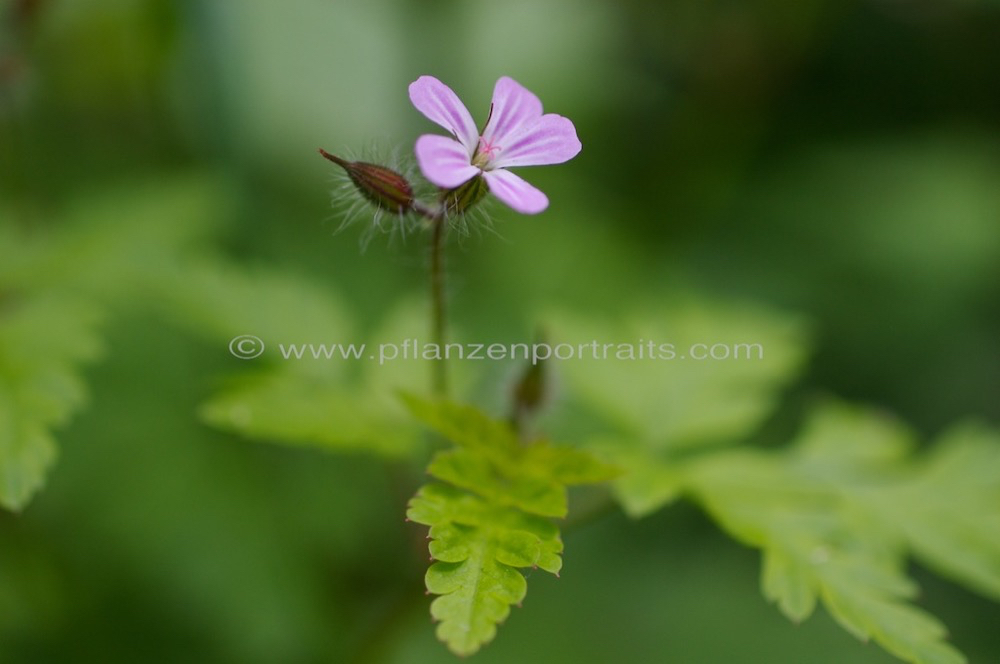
[319,143,422,247]
[437,176,501,241]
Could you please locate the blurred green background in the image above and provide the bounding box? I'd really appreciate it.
[1,0,999,662]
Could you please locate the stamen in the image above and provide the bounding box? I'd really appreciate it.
[477,136,500,162]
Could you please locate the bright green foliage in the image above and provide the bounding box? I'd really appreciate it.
[548,300,808,517]
[408,484,562,656]
[670,403,999,664]
[403,394,616,518]
[403,395,615,655]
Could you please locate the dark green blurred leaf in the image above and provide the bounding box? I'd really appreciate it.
[0,297,101,510]
[0,175,233,510]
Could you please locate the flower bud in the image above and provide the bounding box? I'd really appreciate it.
[512,356,546,417]
[319,148,415,214]
[441,174,489,216]
[509,329,549,434]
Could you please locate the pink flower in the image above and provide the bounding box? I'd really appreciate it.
[409,75,582,215]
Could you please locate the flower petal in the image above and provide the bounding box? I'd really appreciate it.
[408,76,479,154]
[481,76,543,146]
[491,114,582,169]
[415,135,480,189]
[484,169,549,215]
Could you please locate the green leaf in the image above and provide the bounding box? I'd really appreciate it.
[400,392,518,455]
[0,297,102,510]
[404,397,613,655]
[180,263,434,458]
[869,424,1000,601]
[157,262,355,378]
[407,484,562,656]
[682,403,971,664]
[0,175,236,511]
[403,394,617,517]
[591,442,684,518]
[550,298,807,516]
[199,372,412,457]
[548,298,808,451]
[2,175,233,304]
[169,262,381,454]
[761,547,816,622]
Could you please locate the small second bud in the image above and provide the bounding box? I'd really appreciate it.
[441,175,489,216]
[319,148,415,215]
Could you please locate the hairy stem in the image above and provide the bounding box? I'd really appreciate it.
[429,214,448,397]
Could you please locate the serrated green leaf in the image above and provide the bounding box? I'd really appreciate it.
[821,589,960,664]
[682,403,970,664]
[427,447,568,517]
[762,547,817,622]
[0,297,102,510]
[785,409,1000,600]
[404,400,609,655]
[426,557,524,657]
[400,392,518,457]
[408,484,563,656]
[869,424,1000,601]
[403,395,617,517]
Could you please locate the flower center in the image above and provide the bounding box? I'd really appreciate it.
[472,137,500,169]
